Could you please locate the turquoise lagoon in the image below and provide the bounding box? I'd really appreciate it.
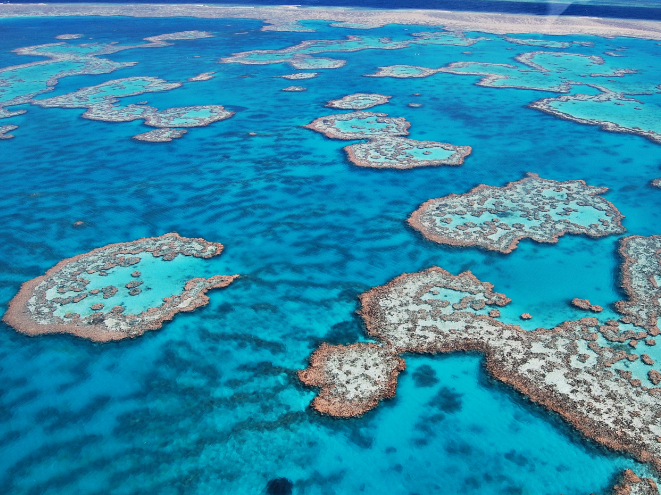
[1,14,661,494]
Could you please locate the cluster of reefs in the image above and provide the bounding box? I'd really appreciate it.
[220,31,488,71]
[33,77,234,141]
[299,260,661,476]
[305,110,471,169]
[0,31,214,118]
[3,4,661,40]
[326,93,391,110]
[502,36,594,49]
[0,124,17,139]
[2,233,238,342]
[408,173,625,253]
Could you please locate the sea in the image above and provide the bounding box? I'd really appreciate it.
[1,2,661,494]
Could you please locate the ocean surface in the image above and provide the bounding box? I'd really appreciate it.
[1,13,661,495]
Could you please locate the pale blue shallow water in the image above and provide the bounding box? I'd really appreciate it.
[1,15,661,495]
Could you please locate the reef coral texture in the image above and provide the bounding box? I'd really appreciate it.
[3,233,237,342]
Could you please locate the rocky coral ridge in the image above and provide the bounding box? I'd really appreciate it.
[2,233,238,342]
[408,173,625,253]
[612,469,658,495]
[305,110,471,169]
[300,263,661,475]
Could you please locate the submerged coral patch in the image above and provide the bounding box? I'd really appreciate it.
[55,34,84,40]
[133,128,187,142]
[0,124,18,139]
[408,173,625,253]
[365,65,440,78]
[502,36,594,49]
[326,93,391,110]
[187,72,216,82]
[304,111,409,140]
[344,137,471,169]
[281,86,306,92]
[278,72,319,80]
[2,233,238,342]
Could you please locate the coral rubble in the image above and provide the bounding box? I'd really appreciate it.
[408,173,625,253]
[344,137,471,169]
[3,233,237,342]
[326,93,391,110]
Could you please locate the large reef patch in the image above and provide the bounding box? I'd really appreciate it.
[299,254,661,475]
[304,111,410,140]
[408,173,625,253]
[3,233,238,342]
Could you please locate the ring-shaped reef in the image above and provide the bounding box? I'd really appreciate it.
[325,93,391,110]
[304,111,410,140]
[408,173,625,253]
[2,233,238,342]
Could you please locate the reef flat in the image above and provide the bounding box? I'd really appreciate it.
[365,65,441,79]
[32,77,234,139]
[304,111,410,140]
[408,173,625,253]
[503,36,594,48]
[2,233,237,342]
[326,93,391,110]
[345,137,471,169]
[2,4,661,40]
[299,259,661,475]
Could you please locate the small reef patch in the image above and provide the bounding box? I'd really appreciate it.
[187,72,216,82]
[326,93,391,110]
[281,86,306,92]
[133,128,187,142]
[408,173,625,253]
[304,111,409,140]
[278,72,319,80]
[0,124,18,139]
[365,65,440,78]
[3,233,238,342]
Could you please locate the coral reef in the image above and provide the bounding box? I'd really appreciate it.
[297,343,405,417]
[304,111,409,140]
[616,235,661,336]
[2,233,238,342]
[55,34,83,40]
[611,469,658,495]
[502,36,594,49]
[300,263,661,475]
[529,91,661,145]
[572,298,604,312]
[278,72,318,80]
[281,86,306,92]
[408,173,625,253]
[365,65,440,78]
[344,137,471,169]
[0,124,18,139]
[133,128,187,142]
[326,93,391,110]
[187,72,216,82]
[652,179,661,188]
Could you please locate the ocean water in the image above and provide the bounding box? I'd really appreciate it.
[2,14,661,495]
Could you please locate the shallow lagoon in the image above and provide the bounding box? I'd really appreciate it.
[1,14,661,494]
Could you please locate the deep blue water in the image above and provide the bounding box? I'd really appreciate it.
[1,14,661,495]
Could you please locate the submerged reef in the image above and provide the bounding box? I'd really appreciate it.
[55,33,83,40]
[2,233,238,342]
[0,124,17,139]
[571,298,603,313]
[365,65,440,79]
[281,86,306,92]
[530,91,661,145]
[133,128,187,142]
[612,470,658,495]
[408,173,625,253]
[345,137,471,169]
[221,31,488,71]
[278,72,318,80]
[187,72,216,82]
[304,111,410,140]
[0,31,214,117]
[326,93,391,110]
[299,259,661,474]
[502,36,594,49]
[33,77,234,137]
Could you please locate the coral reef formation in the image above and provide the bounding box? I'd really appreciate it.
[502,36,594,48]
[0,124,17,139]
[304,111,410,140]
[278,72,318,80]
[344,137,471,169]
[408,173,625,253]
[187,72,216,82]
[300,261,661,475]
[365,65,440,78]
[326,93,391,110]
[133,128,187,142]
[3,233,237,342]
[572,298,604,313]
[611,469,658,495]
[55,34,84,40]
[281,86,306,92]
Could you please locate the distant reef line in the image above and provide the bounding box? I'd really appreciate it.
[2,4,661,40]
